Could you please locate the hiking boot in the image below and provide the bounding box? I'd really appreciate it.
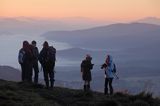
[110,88,113,95]
[45,81,49,89]
[87,84,90,91]
[104,88,108,95]
[50,81,54,88]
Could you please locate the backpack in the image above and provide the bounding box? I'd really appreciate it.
[46,46,56,62]
[112,63,116,73]
[18,49,26,64]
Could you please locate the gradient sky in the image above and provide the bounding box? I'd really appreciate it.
[0,0,160,21]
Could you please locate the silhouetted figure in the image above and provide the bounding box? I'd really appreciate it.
[39,41,56,88]
[18,41,33,82]
[31,40,39,84]
[101,55,116,95]
[81,54,94,91]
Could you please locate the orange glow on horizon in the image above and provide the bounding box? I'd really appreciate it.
[0,0,160,21]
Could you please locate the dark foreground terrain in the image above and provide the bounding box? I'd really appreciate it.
[0,79,160,106]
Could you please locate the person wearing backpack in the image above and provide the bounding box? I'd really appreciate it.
[18,41,33,82]
[39,41,56,88]
[101,55,117,95]
[31,40,39,84]
[81,54,94,91]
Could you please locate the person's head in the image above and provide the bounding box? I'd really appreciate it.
[106,54,112,66]
[31,40,37,47]
[86,54,92,61]
[43,41,49,48]
[23,40,29,49]
[107,55,111,60]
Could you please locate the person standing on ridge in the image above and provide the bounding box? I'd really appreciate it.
[31,40,39,84]
[101,55,117,95]
[81,54,94,91]
[39,41,56,88]
[18,41,33,82]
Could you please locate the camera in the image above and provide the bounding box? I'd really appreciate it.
[101,63,107,69]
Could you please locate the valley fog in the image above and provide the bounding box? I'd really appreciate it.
[0,34,72,69]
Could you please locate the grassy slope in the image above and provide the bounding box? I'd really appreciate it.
[0,79,160,106]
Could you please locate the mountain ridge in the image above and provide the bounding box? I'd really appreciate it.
[43,22,160,34]
[1,16,160,35]
[137,17,160,25]
[0,79,160,106]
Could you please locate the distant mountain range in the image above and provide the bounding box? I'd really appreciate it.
[1,17,160,35]
[0,17,68,35]
[0,17,113,35]
[137,17,160,25]
[42,22,160,50]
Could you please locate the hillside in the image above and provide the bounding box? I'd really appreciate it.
[0,66,21,81]
[0,79,160,106]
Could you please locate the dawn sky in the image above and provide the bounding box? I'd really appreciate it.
[0,0,160,21]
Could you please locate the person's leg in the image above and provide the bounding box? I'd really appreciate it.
[48,62,55,88]
[24,63,32,82]
[109,78,113,95]
[33,62,39,84]
[49,70,54,88]
[43,65,49,88]
[28,63,33,83]
[104,78,109,95]
[86,81,90,90]
[87,71,91,90]
[24,64,29,82]
[83,81,87,91]
[21,64,24,81]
